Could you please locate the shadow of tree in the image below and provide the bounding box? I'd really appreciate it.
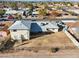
[0,39,16,52]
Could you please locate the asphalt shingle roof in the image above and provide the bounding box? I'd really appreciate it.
[8,20,31,30]
[8,20,59,30]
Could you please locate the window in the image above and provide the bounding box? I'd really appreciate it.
[52,28,55,30]
[13,30,17,32]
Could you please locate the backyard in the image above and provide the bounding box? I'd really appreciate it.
[0,31,77,57]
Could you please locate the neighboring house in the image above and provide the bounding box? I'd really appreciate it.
[3,14,14,21]
[73,3,78,8]
[67,8,79,15]
[7,15,14,19]
[3,7,12,11]
[32,9,39,17]
[5,10,17,15]
[8,20,31,40]
[17,10,24,15]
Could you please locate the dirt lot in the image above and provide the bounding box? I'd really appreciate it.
[0,31,78,58]
[66,22,79,28]
[15,31,75,48]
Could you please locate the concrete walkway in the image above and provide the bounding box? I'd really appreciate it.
[64,30,79,48]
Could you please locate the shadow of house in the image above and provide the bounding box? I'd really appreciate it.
[30,32,53,39]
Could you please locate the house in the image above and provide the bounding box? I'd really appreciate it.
[3,14,14,21]
[31,21,59,33]
[8,20,59,40]
[7,15,14,20]
[73,3,79,8]
[32,9,39,17]
[3,7,12,11]
[67,8,79,15]
[5,10,17,15]
[8,20,31,40]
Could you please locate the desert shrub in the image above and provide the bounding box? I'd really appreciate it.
[50,47,59,53]
[39,9,47,16]
[33,49,38,53]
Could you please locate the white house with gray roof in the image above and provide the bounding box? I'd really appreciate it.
[8,20,31,40]
[8,20,59,40]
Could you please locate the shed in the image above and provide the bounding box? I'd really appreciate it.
[8,20,31,40]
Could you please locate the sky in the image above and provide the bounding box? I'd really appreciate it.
[0,0,79,2]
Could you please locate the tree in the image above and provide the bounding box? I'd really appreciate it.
[56,6,63,9]
[15,13,22,20]
[0,10,6,16]
[26,3,34,15]
[64,2,73,6]
[7,2,18,10]
[39,9,47,16]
